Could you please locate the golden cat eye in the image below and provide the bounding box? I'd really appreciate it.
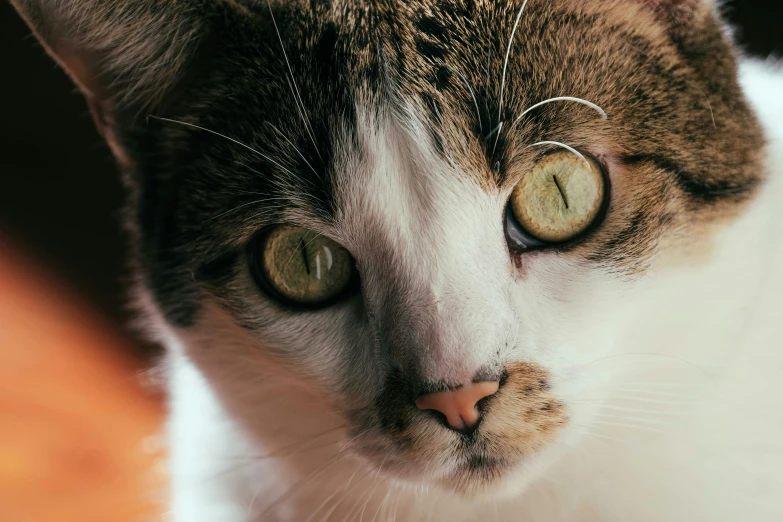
[509,151,606,244]
[253,227,355,306]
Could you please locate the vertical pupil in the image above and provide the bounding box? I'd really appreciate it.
[299,236,310,275]
[552,174,569,209]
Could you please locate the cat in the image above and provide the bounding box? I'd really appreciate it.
[10,0,783,520]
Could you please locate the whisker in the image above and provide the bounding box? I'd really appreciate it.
[592,412,687,426]
[527,140,589,168]
[257,450,346,519]
[576,395,703,407]
[371,473,400,522]
[389,488,402,522]
[576,428,633,447]
[512,96,608,128]
[445,64,483,134]
[148,116,298,178]
[266,0,323,161]
[484,121,504,141]
[202,426,345,484]
[338,426,374,455]
[612,381,708,388]
[359,456,389,522]
[204,197,285,223]
[589,419,670,435]
[485,44,493,131]
[614,385,705,398]
[281,231,324,275]
[498,0,530,124]
[492,121,504,155]
[303,466,362,522]
[576,352,711,376]
[587,403,696,415]
[266,122,323,183]
[319,468,376,522]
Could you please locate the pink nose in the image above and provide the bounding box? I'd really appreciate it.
[415,381,500,431]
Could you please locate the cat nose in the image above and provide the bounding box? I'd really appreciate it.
[415,381,500,434]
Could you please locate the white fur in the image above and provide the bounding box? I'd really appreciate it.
[163,60,783,521]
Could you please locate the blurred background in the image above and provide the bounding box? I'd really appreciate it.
[0,1,781,521]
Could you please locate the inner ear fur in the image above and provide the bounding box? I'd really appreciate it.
[9,0,209,116]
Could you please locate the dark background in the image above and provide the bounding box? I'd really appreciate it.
[1,1,781,357]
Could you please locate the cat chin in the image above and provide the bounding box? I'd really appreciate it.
[350,441,558,502]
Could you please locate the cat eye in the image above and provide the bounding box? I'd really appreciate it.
[506,151,607,249]
[250,227,356,307]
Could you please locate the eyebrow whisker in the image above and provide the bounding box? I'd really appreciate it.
[148,116,299,180]
[498,0,530,125]
[527,140,590,169]
[204,197,285,223]
[512,96,608,129]
[445,64,484,134]
[266,122,324,183]
[266,0,324,162]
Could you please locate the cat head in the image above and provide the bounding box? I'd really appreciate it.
[12,0,763,497]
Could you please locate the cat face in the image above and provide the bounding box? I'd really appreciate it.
[12,0,763,497]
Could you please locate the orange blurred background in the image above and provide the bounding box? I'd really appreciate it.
[0,2,781,521]
[0,246,165,522]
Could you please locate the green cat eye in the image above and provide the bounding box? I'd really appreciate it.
[252,227,356,306]
[510,151,606,244]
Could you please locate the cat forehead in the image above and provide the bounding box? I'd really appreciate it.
[193,0,665,208]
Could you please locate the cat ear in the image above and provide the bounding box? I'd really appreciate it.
[9,0,207,128]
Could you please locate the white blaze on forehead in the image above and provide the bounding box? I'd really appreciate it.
[332,107,516,383]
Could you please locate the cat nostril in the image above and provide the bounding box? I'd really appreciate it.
[415,381,500,434]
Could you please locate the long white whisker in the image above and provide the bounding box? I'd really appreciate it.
[577,352,711,376]
[389,488,402,522]
[577,429,633,447]
[576,395,703,407]
[588,404,695,415]
[619,381,704,388]
[149,116,263,157]
[527,140,589,168]
[484,121,504,141]
[339,426,374,455]
[359,456,389,522]
[513,96,608,128]
[592,413,687,426]
[149,116,298,178]
[205,198,279,222]
[485,44,493,131]
[320,468,375,522]
[492,121,504,155]
[282,231,324,275]
[258,451,346,519]
[446,65,483,133]
[266,122,323,182]
[304,467,361,522]
[371,473,400,522]
[266,0,323,161]
[589,419,669,435]
[498,0,530,125]
[614,386,704,398]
